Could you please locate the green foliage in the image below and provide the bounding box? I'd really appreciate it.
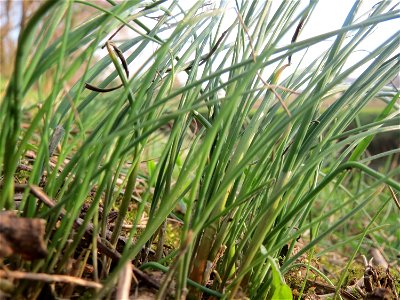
[0,0,399,299]
[268,256,292,300]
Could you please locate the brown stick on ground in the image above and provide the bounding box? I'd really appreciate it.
[13,184,161,290]
[306,279,358,300]
[369,248,388,269]
[0,270,102,289]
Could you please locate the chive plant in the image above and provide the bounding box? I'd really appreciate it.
[0,0,399,299]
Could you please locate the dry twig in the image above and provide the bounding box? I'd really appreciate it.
[13,184,161,290]
[388,185,400,210]
[116,262,133,300]
[0,270,102,289]
[236,10,292,116]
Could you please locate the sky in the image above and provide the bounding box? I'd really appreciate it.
[1,0,398,85]
[297,0,397,47]
[144,0,399,84]
[220,0,398,78]
[293,0,399,78]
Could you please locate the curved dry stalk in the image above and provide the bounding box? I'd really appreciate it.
[0,270,102,289]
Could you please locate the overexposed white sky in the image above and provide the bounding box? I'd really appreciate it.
[298,0,396,46]
[134,0,399,83]
[3,1,397,83]
[292,0,398,77]
[158,0,397,86]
